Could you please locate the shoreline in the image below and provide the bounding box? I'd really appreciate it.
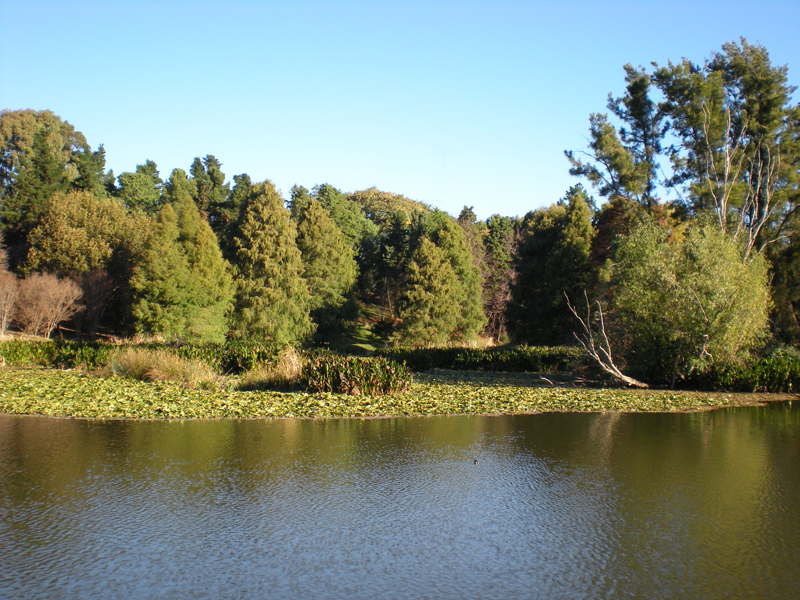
[1,367,795,421]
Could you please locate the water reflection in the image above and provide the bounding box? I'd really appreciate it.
[1,404,799,599]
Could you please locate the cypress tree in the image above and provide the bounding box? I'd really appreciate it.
[174,192,233,343]
[396,237,460,345]
[296,199,358,337]
[131,192,232,342]
[428,213,486,340]
[230,181,313,344]
[130,204,194,339]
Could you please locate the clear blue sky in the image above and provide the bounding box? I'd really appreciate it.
[1,0,798,219]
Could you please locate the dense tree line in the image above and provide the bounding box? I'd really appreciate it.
[1,39,798,386]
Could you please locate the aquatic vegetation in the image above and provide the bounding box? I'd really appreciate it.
[302,353,412,396]
[0,368,743,421]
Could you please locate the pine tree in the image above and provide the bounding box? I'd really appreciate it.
[230,181,313,344]
[396,237,460,345]
[296,199,358,337]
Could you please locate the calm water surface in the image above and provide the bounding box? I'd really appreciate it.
[1,404,799,599]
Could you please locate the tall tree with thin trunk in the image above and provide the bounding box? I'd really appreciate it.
[230,181,313,344]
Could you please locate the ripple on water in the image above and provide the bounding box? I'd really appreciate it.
[1,409,800,599]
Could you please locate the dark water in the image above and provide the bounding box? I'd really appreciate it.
[1,404,800,600]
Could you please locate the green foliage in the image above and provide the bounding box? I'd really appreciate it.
[190,155,229,216]
[117,170,161,214]
[302,352,412,396]
[24,190,146,275]
[613,218,771,383]
[699,346,800,393]
[396,237,460,344]
[0,109,87,196]
[482,214,518,341]
[231,181,314,344]
[0,339,113,369]
[428,212,486,340]
[131,192,233,343]
[508,185,595,345]
[296,199,358,337]
[0,338,284,374]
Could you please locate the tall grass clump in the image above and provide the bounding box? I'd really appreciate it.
[238,346,306,391]
[100,348,220,389]
[302,353,412,396]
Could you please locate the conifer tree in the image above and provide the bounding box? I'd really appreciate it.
[230,181,313,343]
[174,192,233,343]
[396,237,460,345]
[130,204,194,339]
[131,192,232,342]
[296,199,358,337]
[428,213,486,340]
[507,185,595,345]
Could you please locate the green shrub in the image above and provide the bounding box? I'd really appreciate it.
[696,346,800,393]
[378,345,582,373]
[0,340,113,368]
[302,353,412,396]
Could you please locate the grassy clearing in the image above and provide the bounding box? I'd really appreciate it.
[1,368,787,421]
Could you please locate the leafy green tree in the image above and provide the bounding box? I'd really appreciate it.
[163,168,197,207]
[396,237,460,345]
[612,218,771,384]
[230,181,313,343]
[2,127,70,246]
[508,185,595,345]
[72,144,114,196]
[214,173,252,261]
[0,109,87,195]
[131,192,232,343]
[296,199,358,337]
[117,160,163,214]
[427,211,486,340]
[190,155,229,217]
[25,190,145,275]
[482,214,519,342]
[130,205,193,340]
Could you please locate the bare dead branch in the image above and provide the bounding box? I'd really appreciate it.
[566,292,649,388]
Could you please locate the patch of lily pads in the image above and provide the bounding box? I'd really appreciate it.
[0,367,755,420]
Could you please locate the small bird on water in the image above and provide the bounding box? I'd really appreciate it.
[473,459,479,465]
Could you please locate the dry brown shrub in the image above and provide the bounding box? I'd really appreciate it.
[100,348,220,389]
[16,272,83,337]
[0,270,18,337]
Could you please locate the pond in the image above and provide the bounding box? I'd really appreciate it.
[1,404,799,599]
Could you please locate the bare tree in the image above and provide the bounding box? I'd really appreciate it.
[16,273,83,338]
[566,292,649,388]
[702,107,783,261]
